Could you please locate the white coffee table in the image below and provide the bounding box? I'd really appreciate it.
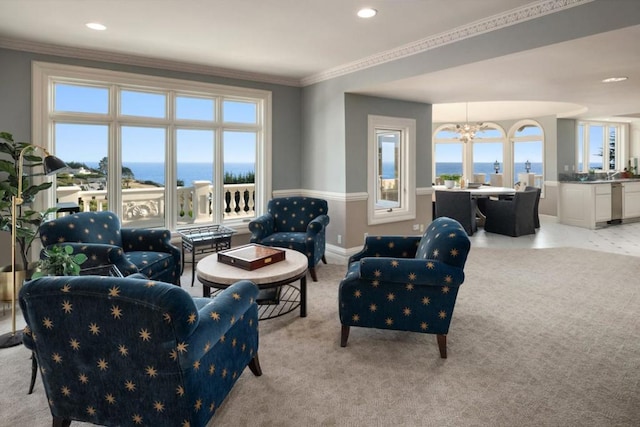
[196,248,308,320]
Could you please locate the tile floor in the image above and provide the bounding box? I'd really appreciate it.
[470,215,640,257]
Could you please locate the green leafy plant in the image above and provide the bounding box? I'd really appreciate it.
[32,245,87,278]
[440,174,461,182]
[0,131,59,269]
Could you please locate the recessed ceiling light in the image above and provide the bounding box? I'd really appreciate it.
[86,22,107,31]
[357,8,377,18]
[601,76,628,83]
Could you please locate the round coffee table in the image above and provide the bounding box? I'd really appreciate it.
[196,248,308,320]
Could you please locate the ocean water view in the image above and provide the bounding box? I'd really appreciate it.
[433,162,543,179]
[85,162,254,186]
[82,161,552,186]
[381,162,544,179]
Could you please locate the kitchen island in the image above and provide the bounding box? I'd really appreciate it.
[558,179,640,229]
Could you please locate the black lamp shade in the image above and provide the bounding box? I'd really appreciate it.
[43,155,69,175]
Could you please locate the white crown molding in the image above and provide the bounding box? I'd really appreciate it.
[301,0,594,86]
[0,0,591,89]
[0,37,301,88]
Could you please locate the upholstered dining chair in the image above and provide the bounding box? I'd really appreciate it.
[434,190,477,235]
[249,197,330,281]
[525,185,542,228]
[484,189,538,236]
[20,275,261,427]
[39,211,182,285]
[338,217,471,358]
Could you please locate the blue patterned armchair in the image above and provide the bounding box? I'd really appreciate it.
[339,217,471,358]
[19,275,261,427]
[39,211,182,285]
[249,197,330,281]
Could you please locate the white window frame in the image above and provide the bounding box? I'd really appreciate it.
[577,121,625,173]
[367,115,416,225]
[32,61,272,232]
[509,119,545,190]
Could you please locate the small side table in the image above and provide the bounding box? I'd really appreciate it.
[79,264,123,277]
[55,202,80,216]
[179,225,235,286]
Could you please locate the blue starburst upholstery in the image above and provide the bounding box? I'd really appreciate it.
[248,197,330,281]
[39,211,182,285]
[20,275,261,427]
[339,217,471,358]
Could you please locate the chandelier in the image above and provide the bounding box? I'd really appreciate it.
[448,103,487,143]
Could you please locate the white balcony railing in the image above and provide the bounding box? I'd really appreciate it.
[56,181,256,227]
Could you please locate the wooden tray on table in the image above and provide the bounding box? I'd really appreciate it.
[217,244,286,271]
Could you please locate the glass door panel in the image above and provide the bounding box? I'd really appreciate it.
[376,129,401,209]
[121,126,166,227]
[223,131,256,220]
[54,123,109,213]
[176,129,214,225]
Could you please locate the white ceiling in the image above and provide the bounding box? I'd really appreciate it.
[1,0,639,123]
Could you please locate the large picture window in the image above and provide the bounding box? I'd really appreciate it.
[33,62,271,231]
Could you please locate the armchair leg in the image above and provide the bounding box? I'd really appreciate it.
[309,267,318,282]
[340,325,350,347]
[248,354,262,376]
[28,352,38,394]
[437,334,447,359]
[321,255,327,264]
[52,417,71,427]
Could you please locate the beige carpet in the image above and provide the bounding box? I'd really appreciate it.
[1,247,639,426]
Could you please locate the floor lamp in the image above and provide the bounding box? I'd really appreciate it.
[0,144,68,348]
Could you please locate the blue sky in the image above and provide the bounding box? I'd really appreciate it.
[54,84,256,163]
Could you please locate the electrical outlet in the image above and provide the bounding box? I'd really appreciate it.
[412,224,419,231]
[337,234,342,244]
[420,224,424,232]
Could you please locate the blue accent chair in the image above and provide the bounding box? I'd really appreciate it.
[249,197,330,281]
[39,211,182,285]
[339,217,471,358]
[20,275,261,427]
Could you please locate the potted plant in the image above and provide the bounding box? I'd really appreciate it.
[0,132,58,298]
[32,245,87,278]
[440,174,461,189]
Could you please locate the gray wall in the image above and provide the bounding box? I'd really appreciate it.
[299,0,640,194]
[0,47,304,192]
[345,94,431,192]
[557,119,577,174]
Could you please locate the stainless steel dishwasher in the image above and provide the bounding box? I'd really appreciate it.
[610,182,623,223]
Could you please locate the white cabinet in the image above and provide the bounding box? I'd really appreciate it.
[623,182,640,218]
[559,183,611,229]
[595,184,612,222]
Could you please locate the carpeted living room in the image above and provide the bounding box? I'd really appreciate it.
[2,1,640,426]
[2,219,639,426]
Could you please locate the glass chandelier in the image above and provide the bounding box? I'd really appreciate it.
[449,103,487,143]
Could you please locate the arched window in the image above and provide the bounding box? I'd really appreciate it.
[470,125,505,184]
[509,120,544,188]
[432,126,464,183]
[432,123,505,185]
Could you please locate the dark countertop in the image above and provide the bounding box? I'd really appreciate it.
[559,178,640,184]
